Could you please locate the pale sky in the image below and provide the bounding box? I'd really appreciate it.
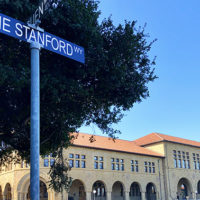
[79,0,200,142]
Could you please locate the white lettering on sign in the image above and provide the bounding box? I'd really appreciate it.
[59,40,66,54]
[13,23,76,57]
[15,23,23,37]
[45,34,52,47]
[23,25,30,39]
[0,13,85,63]
[74,46,83,55]
[67,44,73,56]
[29,29,37,42]
[51,37,59,50]
[37,31,44,46]
[0,16,11,33]
[2,17,11,33]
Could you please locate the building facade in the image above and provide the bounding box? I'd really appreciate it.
[0,132,200,200]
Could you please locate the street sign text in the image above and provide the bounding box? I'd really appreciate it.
[0,13,85,63]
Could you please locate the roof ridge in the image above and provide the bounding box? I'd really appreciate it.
[72,132,164,157]
[154,132,165,140]
[133,132,200,147]
[155,132,200,143]
[75,132,137,143]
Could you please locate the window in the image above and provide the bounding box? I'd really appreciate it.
[94,156,98,160]
[186,160,190,169]
[75,160,80,168]
[69,154,86,168]
[173,150,190,169]
[197,159,200,170]
[69,154,74,158]
[174,158,178,168]
[152,162,155,173]
[111,158,124,171]
[81,160,86,168]
[178,159,182,168]
[116,163,119,170]
[44,159,49,167]
[99,162,104,169]
[99,157,103,161]
[94,162,98,169]
[182,159,186,168]
[131,160,139,172]
[144,161,155,173]
[145,166,148,172]
[112,163,115,170]
[43,154,55,167]
[94,156,104,170]
[120,159,124,171]
[69,160,74,168]
[193,153,200,170]
[50,159,55,166]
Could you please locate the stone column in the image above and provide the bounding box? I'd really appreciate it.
[124,191,129,200]
[19,193,23,200]
[141,192,146,200]
[86,191,92,200]
[23,192,27,200]
[17,192,20,200]
[156,192,159,200]
[48,191,52,200]
[52,191,56,200]
[18,193,26,200]
[48,191,57,200]
[65,191,68,200]
[107,191,112,200]
[192,192,196,200]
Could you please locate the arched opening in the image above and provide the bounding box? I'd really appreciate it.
[177,178,192,200]
[0,186,3,200]
[68,179,86,200]
[146,183,156,200]
[111,181,124,200]
[197,181,200,199]
[92,181,106,200]
[4,183,12,200]
[130,182,141,200]
[27,180,48,200]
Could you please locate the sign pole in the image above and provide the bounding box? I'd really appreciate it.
[30,41,41,200]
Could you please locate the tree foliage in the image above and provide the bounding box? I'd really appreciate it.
[0,0,157,191]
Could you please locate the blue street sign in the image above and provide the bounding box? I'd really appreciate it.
[0,13,85,64]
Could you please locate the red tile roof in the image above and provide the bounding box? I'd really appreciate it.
[134,132,200,148]
[70,132,164,157]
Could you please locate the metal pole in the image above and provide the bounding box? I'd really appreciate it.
[30,42,41,200]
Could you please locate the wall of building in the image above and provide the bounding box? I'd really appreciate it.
[163,142,200,200]
[0,140,200,200]
[144,142,165,156]
[63,146,165,200]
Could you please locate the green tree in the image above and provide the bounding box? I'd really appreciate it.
[0,0,157,192]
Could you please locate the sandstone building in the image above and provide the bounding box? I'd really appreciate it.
[0,132,200,200]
